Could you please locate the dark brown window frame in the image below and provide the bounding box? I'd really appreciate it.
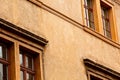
[20,49,35,80]
[0,42,9,80]
[84,59,120,80]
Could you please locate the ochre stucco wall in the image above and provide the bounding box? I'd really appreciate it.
[0,0,120,80]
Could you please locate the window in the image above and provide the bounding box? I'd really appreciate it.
[0,18,48,80]
[82,0,118,42]
[84,0,95,30]
[20,49,35,80]
[101,1,111,39]
[84,59,120,80]
[0,43,9,80]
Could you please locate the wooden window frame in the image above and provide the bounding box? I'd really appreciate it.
[0,42,10,80]
[0,18,48,80]
[82,0,118,42]
[101,5,111,39]
[0,43,9,64]
[20,49,36,80]
[84,59,120,80]
[100,0,118,42]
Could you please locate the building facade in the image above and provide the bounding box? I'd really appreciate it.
[0,0,120,80]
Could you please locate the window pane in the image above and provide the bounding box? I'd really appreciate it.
[26,56,33,70]
[20,54,23,66]
[105,21,110,31]
[101,7,111,39]
[89,12,94,22]
[27,73,34,80]
[106,31,111,39]
[0,63,8,80]
[90,22,95,30]
[84,0,95,30]
[0,45,7,60]
[20,71,24,80]
[86,0,93,8]
[0,46,3,58]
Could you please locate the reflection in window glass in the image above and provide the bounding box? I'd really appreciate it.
[0,46,2,58]
[20,71,23,80]
[84,0,95,30]
[101,5,111,39]
[27,73,34,80]
[20,54,23,66]
[0,63,8,80]
[0,45,7,60]
[26,56,33,70]
[20,50,35,80]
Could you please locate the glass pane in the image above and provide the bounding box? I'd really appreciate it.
[20,71,24,80]
[101,8,105,17]
[0,46,3,58]
[104,10,109,18]
[26,56,34,70]
[0,45,7,60]
[20,54,23,66]
[2,47,7,60]
[89,12,94,22]
[27,73,34,80]
[105,21,110,31]
[84,0,87,6]
[90,22,95,30]
[101,6,111,39]
[84,0,95,28]
[87,0,93,8]
[0,63,8,80]
[106,31,111,39]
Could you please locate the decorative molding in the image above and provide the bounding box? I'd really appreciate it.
[113,0,120,5]
[27,0,84,29]
[84,59,120,78]
[28,0,120,49]
[0,18,48,47]
[83,26,120,49]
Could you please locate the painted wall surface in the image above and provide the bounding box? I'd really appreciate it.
[0,0,120,80]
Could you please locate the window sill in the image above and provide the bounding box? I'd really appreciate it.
[83,26,120,49]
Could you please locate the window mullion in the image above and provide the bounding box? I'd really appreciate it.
[0,58,9,64]
[23,54,26,68]
[9,42,20,80]
[24,71,27,80]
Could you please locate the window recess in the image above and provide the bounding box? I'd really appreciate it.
[84,59,120,80]
[84,0,95,30]
[101,1,112,39]
[82,0,118,42]
[0,18,48,80]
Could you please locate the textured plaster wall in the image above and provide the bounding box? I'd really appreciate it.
[0,0,120,80]
[39,0,83,24]
[41,9,120,80]
[0,0,45,37]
